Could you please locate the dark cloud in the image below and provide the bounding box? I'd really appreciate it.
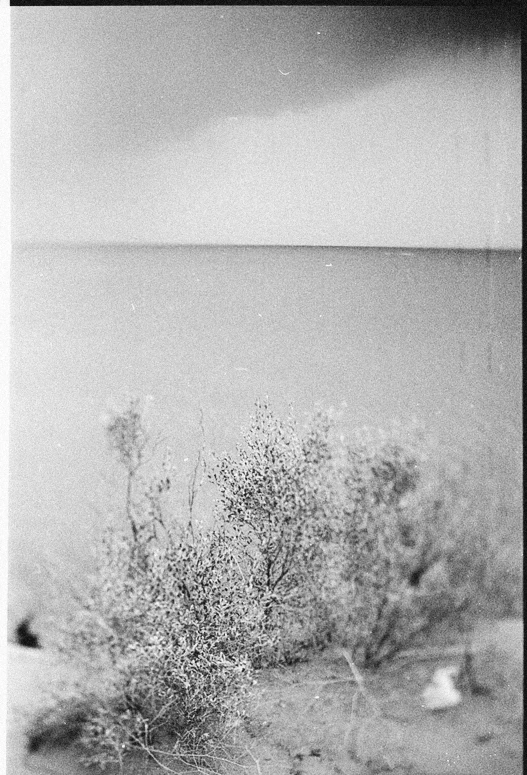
[368,5,520,49]
[12,5,521,152]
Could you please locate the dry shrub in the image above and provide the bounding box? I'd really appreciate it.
[334,431,522,666]
[212,400,340,664]
[214,403,522,668]
[29,399,521,770]
[328,427,423,665]
[33,524,267,769]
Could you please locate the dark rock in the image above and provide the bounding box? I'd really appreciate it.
[15,617,41,649]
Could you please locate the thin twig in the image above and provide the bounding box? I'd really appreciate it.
[340,649,366,693]
[281,677,357,686]
[245,746,263,775]
[389,643,474,663]
[340,648,383,764]
[128,735,209,775]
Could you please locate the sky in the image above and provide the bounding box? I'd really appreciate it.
[10,5,522,248]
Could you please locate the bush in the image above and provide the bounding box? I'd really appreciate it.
[333,430,522,666]
[398,462,523,624]
[211,416,428,667]
[38,523,266,770]
[213,404,522,668]
[31,398,521,769]
[32,399,265,770]
[328,427,423,665]
[212,400,340,663]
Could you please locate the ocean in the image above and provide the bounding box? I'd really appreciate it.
[8,244,522,626]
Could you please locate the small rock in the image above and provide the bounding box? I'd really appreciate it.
[15,617,41,649]
[422,666,462,710]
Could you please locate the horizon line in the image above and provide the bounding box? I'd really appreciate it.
[10,241,522,252]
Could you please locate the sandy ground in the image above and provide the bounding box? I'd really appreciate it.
[5,619,523,775]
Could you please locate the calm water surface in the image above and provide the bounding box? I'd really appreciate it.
[9,244,522,622]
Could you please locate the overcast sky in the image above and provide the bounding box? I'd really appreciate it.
[11,6,521,247]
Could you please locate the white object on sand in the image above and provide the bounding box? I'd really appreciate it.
[422,666,462,711]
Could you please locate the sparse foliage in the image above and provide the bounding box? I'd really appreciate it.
[42,523,267,769]
[31,398,522,770]
[213,400,339,662]
[333,431,522,666]
[104,398,174,561]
